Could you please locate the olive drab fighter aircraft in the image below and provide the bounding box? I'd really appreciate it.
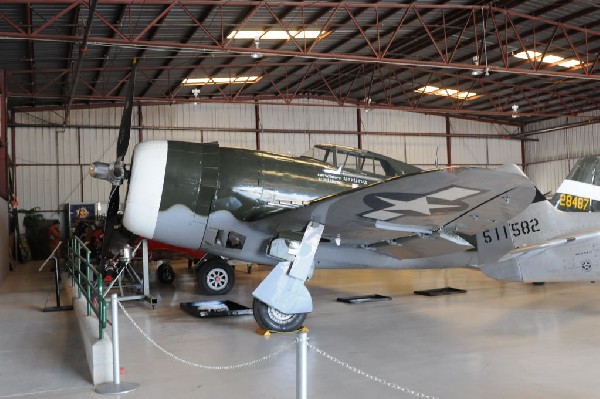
[90,62,537,332]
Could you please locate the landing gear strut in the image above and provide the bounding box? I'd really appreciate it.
[253,222,324,332]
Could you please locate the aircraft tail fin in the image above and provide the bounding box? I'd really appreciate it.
[549,155,600,212]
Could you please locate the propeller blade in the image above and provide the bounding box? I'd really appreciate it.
[101,184,120,260]
[116,58,137,161]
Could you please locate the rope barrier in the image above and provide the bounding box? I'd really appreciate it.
[307,343,439,399]
[117,300,297,370]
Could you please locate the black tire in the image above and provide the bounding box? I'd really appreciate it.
[193,254,219,272]
[252,298,307,332]
[157,263,175,283]
[197,260,235,295]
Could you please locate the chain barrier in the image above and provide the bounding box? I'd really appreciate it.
[117,301,438,398]
[307,343,439,399]
[117,300,297,370]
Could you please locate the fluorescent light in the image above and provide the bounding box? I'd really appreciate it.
[513,51,582,68]
[455,91,478,99]
[415,86,477,100]
[262,31,299,40]
[182,76,262,86]
[441,88,458,96]
[513,50,542,61]
[540,54,563,64]
[557,59,582,68]
[227,30,325,40]
[293,30,323,39]
[227,30,265,40]
[417,85,440,93]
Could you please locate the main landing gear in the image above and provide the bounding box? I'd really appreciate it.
[252,222,324,332]
[252,298,307,332]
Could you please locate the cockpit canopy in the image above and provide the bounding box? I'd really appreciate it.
[302,144,421,178]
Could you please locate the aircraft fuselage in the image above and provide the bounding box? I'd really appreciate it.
[124,141,420,268]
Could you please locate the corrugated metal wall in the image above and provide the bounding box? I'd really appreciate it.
[260,99,358,155]
[449,118,521,166]
[524,118,600,195]
[11,102,525,219]
[361,109,446,166]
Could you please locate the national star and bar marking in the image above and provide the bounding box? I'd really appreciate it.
[361,186,483,221]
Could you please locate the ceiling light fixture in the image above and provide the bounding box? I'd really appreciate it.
[227,30,325,40]
[472,8,490,77]
[511,104,519,118]
[513,51,582,68]
[364,97,372,113]
[414,85,478,100]
[251,37,263,59]
[191,87,200,106]
[471,56,483,76]
[182,76,262,86]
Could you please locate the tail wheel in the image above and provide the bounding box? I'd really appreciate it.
[157,262,175,283]
[252,298,307,332]
[197,260,235,295]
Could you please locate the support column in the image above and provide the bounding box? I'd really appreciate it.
[520,126,526,171]
[445,116,452,166]
[137,104,144,143]
[0,70,8,199]
[10,110,15,198]
[254,99,260,150]
[356,108,362,149]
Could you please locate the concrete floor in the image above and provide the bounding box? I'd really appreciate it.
[1,260,600,399]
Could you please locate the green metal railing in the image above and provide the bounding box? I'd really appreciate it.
[66,236,107,339]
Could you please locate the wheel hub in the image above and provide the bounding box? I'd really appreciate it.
[207,268,228,289]
[267,306,295,324]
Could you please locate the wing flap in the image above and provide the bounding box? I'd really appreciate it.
[370,232,474,259]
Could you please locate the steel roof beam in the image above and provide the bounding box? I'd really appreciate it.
[64,0,98,124]
[2,4,599,79]
[137,4,217,98]
[91,4,128,94]
[7,61,600,116]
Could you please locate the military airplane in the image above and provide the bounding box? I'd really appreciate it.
[90,63,538,332]
[473,155,600,283]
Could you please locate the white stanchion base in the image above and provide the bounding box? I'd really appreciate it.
[95,381,139,395]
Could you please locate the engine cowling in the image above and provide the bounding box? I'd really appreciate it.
[123,140,219,249]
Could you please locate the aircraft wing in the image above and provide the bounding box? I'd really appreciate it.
[260,166,536,257]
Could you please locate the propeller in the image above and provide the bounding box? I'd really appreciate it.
[89,59,137,263]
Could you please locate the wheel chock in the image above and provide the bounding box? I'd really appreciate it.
[255,326,309,337]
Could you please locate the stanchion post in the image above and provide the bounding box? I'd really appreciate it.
[76,240,82,298]
[42,256,73,313]
[95,293,139,395]
[86,262,92,316]
[111,293,121,385]
[297,330,308,399]
[53,256,60,306]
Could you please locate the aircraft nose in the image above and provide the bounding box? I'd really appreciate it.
[123,140,219,249]
[123,141,168,239]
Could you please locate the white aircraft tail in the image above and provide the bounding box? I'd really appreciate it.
[476,156,600,282]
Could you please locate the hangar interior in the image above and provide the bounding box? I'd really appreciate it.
[1,1,600,398]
